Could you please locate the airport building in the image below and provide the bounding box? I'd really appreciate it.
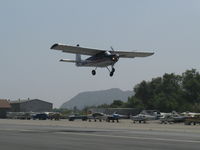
[10,99,53,112]
[0,99,11,118]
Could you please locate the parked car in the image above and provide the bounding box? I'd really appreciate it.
[32,113,49,120]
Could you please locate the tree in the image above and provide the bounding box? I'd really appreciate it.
[130,69,200,112]
[110,100,124,108]
[182,69,200,103]
[124,96,144,109]
[134,80,152,108]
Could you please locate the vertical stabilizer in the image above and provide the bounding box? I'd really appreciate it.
[76,54,82,66]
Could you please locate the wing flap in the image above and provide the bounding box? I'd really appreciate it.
[51,43,104,56]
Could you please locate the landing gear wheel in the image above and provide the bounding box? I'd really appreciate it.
[92,70,96,75]
[109,67,115,77]
[110,72,114,77]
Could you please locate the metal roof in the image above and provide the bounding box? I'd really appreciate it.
[0,99,11,108]
[10,99,52,104]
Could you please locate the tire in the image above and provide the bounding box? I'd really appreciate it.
[92,70,96,75]
[110,72,113,77]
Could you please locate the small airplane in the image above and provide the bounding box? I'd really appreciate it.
[51,43,154,76]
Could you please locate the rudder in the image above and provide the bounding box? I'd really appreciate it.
[76,54,82,66]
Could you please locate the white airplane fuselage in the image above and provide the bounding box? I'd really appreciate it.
[76,54,119,67]
[76,57,118,67]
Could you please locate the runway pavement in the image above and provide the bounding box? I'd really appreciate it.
[0,119,200,150]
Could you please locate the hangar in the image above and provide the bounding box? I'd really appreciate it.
[10,99,53,112]
[0,99,11,118]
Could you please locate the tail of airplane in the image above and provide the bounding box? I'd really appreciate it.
[59,54,82,66]
[75,54,82,66]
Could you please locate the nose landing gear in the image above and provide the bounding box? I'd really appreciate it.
[106,66,115,77]
[109,67,115,77]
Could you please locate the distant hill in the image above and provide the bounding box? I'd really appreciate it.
[60,88,133,110]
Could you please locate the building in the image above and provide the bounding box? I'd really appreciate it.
[0,99,11,118]
[10,99,53,112]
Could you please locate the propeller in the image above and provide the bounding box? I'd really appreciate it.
[109,46,119,61]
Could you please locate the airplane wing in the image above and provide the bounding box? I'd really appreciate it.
[51,43,154,58]
[112,51,154,58]
[51,43,104,56]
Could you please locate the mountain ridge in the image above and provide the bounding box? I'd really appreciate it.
[60,88,133,109]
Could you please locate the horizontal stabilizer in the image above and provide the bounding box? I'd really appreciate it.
[60,59,76,63]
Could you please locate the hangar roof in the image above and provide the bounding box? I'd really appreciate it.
[0,99,11,108]
[10,99,52,105]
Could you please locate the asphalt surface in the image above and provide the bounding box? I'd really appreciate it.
[0,119,200,150]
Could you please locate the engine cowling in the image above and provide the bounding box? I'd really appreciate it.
[104,51,119,62]
[111,54,119,62]
[105,51,111,56]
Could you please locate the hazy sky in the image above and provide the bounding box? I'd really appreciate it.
[1,0,200,108]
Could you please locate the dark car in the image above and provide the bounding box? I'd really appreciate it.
[32,113,49,120]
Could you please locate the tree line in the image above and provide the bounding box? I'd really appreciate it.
[98,69,200,112]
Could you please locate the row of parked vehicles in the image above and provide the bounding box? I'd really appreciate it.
[68,110,200,125]
[6,110,200,125]
[6,112,61,120]
[131,110,200,125]
[68,112,121,122]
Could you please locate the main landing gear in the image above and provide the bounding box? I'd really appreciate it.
[109,67,115,77]
[91,66,115,77]
[92,67,97,76]
[92,70,96,75]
